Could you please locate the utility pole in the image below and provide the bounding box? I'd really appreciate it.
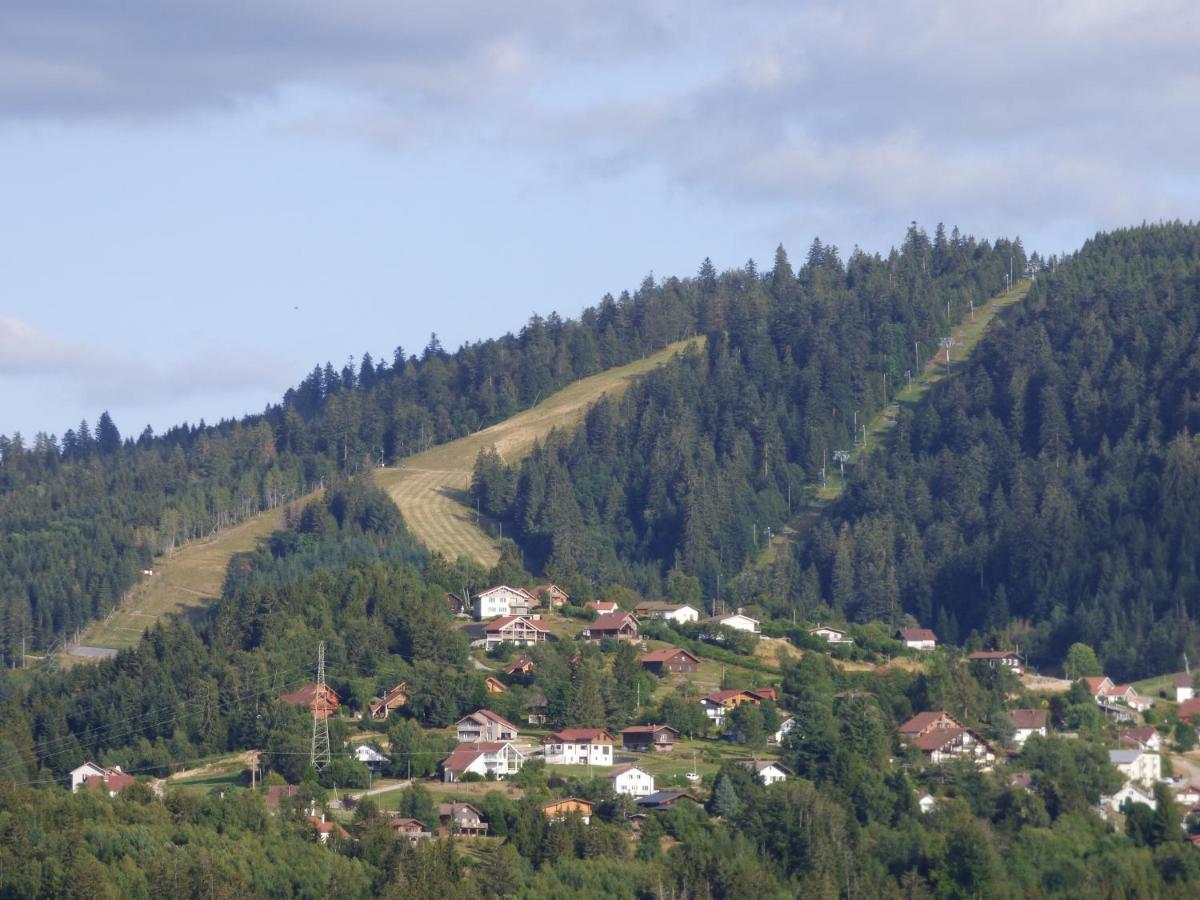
[833,450,850,477]
[915,341,921,372]
[311,642,331,773]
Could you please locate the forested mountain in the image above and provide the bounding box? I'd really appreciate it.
[473,227,1024,595]
[746,223,1200,679]
[0,280,700,658]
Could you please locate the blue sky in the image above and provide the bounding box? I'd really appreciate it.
[3,1,1199,439]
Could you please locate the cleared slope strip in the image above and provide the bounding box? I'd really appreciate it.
[375,337,706,566]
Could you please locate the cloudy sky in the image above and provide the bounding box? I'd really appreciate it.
[3,0,1198,439]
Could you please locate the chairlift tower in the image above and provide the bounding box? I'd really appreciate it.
[939,337,956,376]
[833,450,851,477]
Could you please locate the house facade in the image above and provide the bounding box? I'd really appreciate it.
[484,615,549,649]
[706,610,760,633]
[698,688,777,727]
[911,726,997,769]
[1009,709,1048,746]
[437,802,488,836]
[809,625,853,645]
[456,709,520,744]
[442,742,525,782]
[353,744,389,770]
[369,682,409,719]
[390,818,431,844]
[740,759,789,785]
[1108,748,1161,787]
[1174,673,1195,703]
[607,764,656,797]
[530,584,570,608]
[582,612,640,642]
[967,650,1023,673]
[640,647,700,674]
[635,601,700,624]
[1120,727,1162,752]
[541,798,593,824]
[71,762,135,796]
[542,729,615,766]
[473,585,536,620]
[897,628,938,650]
[620,724,679,752]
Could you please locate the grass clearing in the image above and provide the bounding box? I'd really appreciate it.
[375,338,705,566]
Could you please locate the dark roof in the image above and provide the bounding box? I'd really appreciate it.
[897,628,938,641]
[588,612,638,632]
[620,723,679,736]
[544,728,614,743]
[636,791,700,809]
[898,711,958,735]
[641,647,700,664]
[1009,709,1048,729]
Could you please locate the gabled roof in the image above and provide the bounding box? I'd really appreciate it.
[541,797,593,812]
[707,612,759,624]
[620,723,679,736]
[739,759,790,775]
[458,709,520,733]
[485,615,549,633]
[544,728,614,744]
[899,711,960,735]
[640,647,701,664]
[390,817,428,830]
[1081,676,1113,695]
[264,784,301,810]
[1108,748,1146,765]
[504,655,535,674]
[912,726,966,751]
[1009,709,1048,730]
[438,801,485,820]
[967,650,1021,660]
[588,612,639,631]
[586,601,619,612]
[607,764,652,779]
[442,741,518,773]
[897,628,938,641]
[1179,698,1200,720]
[279,683,340,706]
[83,772,136,793]
[1120,727,1158,745]
[478,585,536,600]
[636,791,700,808]
[1173,673,1194,687]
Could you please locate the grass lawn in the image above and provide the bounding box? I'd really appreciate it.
[1132,672,1182,701]
[374,337,705,566]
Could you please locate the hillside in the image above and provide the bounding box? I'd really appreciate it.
[375,337,703,566]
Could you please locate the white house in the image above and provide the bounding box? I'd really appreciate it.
[1120,727,1162,753]
[472,586,535,621]
[70,762,109,793]
[706,610,760,633]
[442,742,525,782]
[1009,709,1048,747]
[918,794,938,814]
[740,759,789,786]
[483,615,549,649]
[606,764,656,797]
[770,716,797,745]
[897,628,938,650]
[456,710,520,744]
[809,625,853,645]
[1174,673,1195,703]
[636,601,701,625]
[353,744,389,770]
[1108,748,1161,787]
[70,762,134,795]
[1101,782,1157,818]
[541,729,615,766]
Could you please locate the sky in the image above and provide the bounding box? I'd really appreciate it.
[3,0,1199,439]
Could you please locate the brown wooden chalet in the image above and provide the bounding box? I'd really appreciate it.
[620,723,679,752]
[582,611,639,642]
[369,682,409,720]
[530,584,570,608]
[484,676,508,694]
[541,797,593,824]
[279,683,340,720]
[504,654,535,677]
[438,802,488,836]
[640,647,700,674]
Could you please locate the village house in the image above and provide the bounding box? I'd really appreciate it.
[389,818,431,844]
[899,711,996,768]
[918,794,938,814]
[484,676,508,694]
[607,764,656,797]
[966,650,1023,673]
[368,683,408,720]
[473,585,536,620]
[1169,780,1200,808]
[620,723,679,753]
[445,592,468,617]
[582,611,640,642]
[1174,673,1195,703]
[526,692,549,725]
[437,802,488,836]
[640,647,700,675]
[1120,727,1163,753]
[529,584,570,608]
[1101,782,1157,819]
[698,688,776,727]
[586,600,619,614]
[484,615,549,649]
[634,601,701,625]
[353,744,389,771]
[899,711,963,739]
[1082,676,1151,714]
[1108,748,1161,787]
[636,791,700,812]
[1009,709,1048,747]
[278,683,340,719]
[504,655,535,677]
[739,759,790,786]
[70,762,135,796]
[542,728,615,766]
[1081,676,1115,702]
[308,814,350,844]
[770,716,797,745]
[441,741,525,782]
[542,797,593,824]
[705,609,760,633]
[809,624,853,645]
[456,709,520,744]
[896,628,938,650]
[1179,697,1200,723]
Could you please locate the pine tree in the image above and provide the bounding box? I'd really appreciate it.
[712,774,741,818]
[96,411,121,455]
[568,663,605,728]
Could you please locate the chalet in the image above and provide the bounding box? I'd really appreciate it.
[967,650,1023,673]
[1081,676,1115,702]
[896,628,938,650]
[1101,782,1157,818]
[456,709,520,743]
[586,601,619,614]
[530,584,570,608]
[437,802,488,836]
[640,647,700,675]
[279,683,340,719]
[705,609,760,633]
[634,601,701,624]
[526,692,549,725]
[308,814,350,844]
[445,592,468,617]
[809,624,853,645]
[389,818,431,844]
[70,762,113,793]
[1179,697,1200,722]
[699,688,776,726]
[542,797,593,824]
[484,615,549,649]
[473,585,537,620]
[504,655,535,677]
[1108,748,1161,787]
[739,759,789,786]
[441,741,525,782]
[72,763,135,796]
[368,683,408,720]
[1120,727,1163,752]
[582,612,639,642]
[1009,709,1048,746]
[542,728,615,766]
[899,711,963,740]
[607,764,656,797]
[636,791,700,811]
[1174,673,1195,703]
[910,726,997,769]
[484,676,508,694]
[353,744,389,770]
[620,723,679,753]
[1084,677,1151,712]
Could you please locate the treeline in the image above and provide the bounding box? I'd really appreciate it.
[769,222,1200,678]
[0,277,701,657]
[473,226,1024,596]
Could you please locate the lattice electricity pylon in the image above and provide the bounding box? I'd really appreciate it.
[310,642,331,773]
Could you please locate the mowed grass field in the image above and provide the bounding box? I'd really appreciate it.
[62,504,295,665]
[375,337,705,566]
